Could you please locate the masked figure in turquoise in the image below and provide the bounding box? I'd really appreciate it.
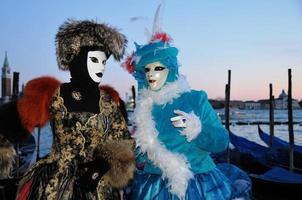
[122,33,251,200]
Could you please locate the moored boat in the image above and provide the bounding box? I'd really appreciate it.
[258,125,302,154]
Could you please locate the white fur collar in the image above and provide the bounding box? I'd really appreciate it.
[133,76,193,199]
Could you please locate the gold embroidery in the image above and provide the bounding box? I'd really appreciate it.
[18,88,130,200]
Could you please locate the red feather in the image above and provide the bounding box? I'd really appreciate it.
[17,76,61,133]
[150,32,173,43]
[122,53,135,74]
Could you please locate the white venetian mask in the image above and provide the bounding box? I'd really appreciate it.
[87,51,107,83]
[145,61,169,91]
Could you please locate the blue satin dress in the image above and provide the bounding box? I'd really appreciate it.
[127,89,251,200]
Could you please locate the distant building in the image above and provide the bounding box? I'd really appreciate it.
[245,101,261,110]
[209,99,225,109]
[275,89,300,109]
[258,99,270,109]
[0,52,21,104]
[2,52,11,99]
[209,100,246,109]
[230,100,245,109]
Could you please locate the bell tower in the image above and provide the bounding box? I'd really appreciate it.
[2,52,12,98]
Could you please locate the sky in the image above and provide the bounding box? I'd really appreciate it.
[0,0,301,101]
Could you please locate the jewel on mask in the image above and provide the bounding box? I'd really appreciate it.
[72,91,82,101]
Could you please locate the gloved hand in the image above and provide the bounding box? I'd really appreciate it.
[170,110,188,128]
[170,110,202,142]
[77,157,110,192]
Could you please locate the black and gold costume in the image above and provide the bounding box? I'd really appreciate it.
[0,19,134,200]
[17,87,133,200]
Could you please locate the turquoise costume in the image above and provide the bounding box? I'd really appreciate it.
[137,89,228,174]
[123,33,251,200]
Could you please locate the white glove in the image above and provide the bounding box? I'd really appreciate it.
[170,110,187,128]
[170,110,202,142]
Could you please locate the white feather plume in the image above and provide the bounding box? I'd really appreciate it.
[152,4,163,35]
[133,76,193,199]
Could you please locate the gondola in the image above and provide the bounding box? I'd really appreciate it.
[13,134,36,176]
[258,125,302,154]
[229,130,302,169]
[0,134,36,200]
[250,167,302,199]
[226,131,302,199]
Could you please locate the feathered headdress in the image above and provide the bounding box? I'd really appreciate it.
[121,5,179,91]
[121,32,174,74]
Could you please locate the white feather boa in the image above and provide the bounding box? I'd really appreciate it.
[133,76,193,199]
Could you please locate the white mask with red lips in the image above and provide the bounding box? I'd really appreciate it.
[145,61,169,91]
[87,51,107,83]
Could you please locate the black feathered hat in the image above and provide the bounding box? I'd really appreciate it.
[55,19,127,70]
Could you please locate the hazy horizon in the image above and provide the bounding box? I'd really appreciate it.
[1,0,301,101]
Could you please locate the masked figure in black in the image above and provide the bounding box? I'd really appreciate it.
[0,20,135,200]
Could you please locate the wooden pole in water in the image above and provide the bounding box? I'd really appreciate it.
[225,84,230,163]
[225,84,230,131]
[12,72,19,99]
[131,85,136,109]
[225,70,231,163]
[225,70,231,131]
[12,72,20,177]
[288,68,294,171]
[269,83,275,148]
[36,127,41,161]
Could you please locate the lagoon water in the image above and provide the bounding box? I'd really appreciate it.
[33,109,302,157]
[216,109,302,146]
